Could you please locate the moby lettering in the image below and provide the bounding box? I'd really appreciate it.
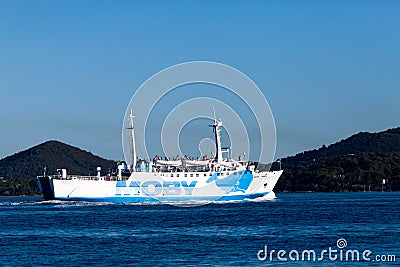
[115,180,198,196]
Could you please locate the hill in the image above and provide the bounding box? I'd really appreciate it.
[268,127,400,192]
[283,127,400,165]
[0,141,116,195]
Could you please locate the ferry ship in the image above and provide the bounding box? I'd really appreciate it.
[37,111,282,203]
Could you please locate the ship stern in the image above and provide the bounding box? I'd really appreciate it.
[37,176,55,200]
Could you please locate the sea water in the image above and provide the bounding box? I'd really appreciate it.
[0,192,398,266]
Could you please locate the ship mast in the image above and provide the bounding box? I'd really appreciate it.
[129,110,137,171]
[212,109,223,163]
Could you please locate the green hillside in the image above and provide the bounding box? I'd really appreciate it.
[269,127,400,192]
[0,141,116,196]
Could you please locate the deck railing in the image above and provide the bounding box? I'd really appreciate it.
[42,175,129,181]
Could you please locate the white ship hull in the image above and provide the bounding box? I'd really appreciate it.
[38,170,282,203]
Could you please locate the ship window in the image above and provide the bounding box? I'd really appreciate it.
[217,173,220,176]
[226,172,229,176]
[204,174,207,177]
[171,174,174,177]
[196,174,199,177]
[190,174,193,177]
[184,174,187,177]
[209,173,212,176]
[176,174,179,177]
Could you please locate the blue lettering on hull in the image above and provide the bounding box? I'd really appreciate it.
[116,180,198,197]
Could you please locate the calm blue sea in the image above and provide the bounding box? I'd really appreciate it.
[0,192,399,266]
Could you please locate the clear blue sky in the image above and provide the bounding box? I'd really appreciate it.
[1,0,399,161]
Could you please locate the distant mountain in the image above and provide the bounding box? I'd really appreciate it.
[0,141,116,195]
[284,127,400,166]
[269,127,400,192]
